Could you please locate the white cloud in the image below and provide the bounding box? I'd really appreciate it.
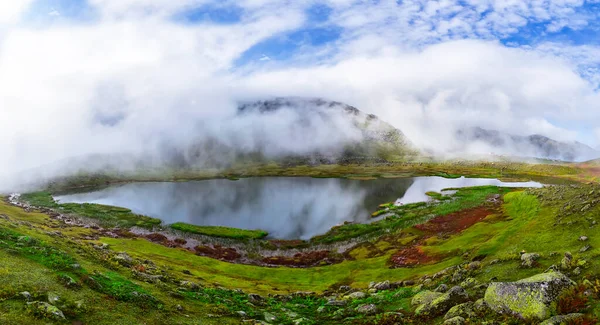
[0,0,34,24]
[1,0,600,189]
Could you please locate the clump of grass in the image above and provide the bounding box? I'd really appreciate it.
[85,271,160,308]
[0,228,76,271]
[170,222,268,240]
[20,192,161,229]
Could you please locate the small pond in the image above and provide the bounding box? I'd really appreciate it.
[55,176,542,239]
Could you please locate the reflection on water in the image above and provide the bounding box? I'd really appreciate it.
[55,176,541,239]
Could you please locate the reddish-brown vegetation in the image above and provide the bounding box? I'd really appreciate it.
[415,207,492,235]
[194,245,241,261]
[390,246,439,267]
[145,233,168,242]
[261,250,342,267]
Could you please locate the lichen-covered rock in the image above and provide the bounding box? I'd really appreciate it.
[345,291,366,300]
[539,313,585,325]
[560,252,573,270]
[459,278,479,289]
[435,284,449,293]
[415,286,469,316]
[373,280,391,291]
[411,290,442,307]
[355,303,378,315]
[27,301,65,320]
[484,271,575,320]
[521,253,540,268]
[444,302,475,320]
[443,316,466,325]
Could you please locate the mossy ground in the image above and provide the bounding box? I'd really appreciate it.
[4,161,600,324]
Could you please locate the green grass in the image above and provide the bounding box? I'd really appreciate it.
[170,222,268,240]
[20,192,162,229]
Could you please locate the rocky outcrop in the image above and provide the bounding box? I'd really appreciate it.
[484,271,575,320]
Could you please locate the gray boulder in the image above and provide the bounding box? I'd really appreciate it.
[484,271,575,320]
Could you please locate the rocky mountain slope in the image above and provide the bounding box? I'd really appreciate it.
[456,127,599,162]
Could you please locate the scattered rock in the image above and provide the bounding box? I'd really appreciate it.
[579,245,591,252]
[521,253,540,268]
[19,291,31,301]
[561,252,573,270]
[248,294,264,305]
[27,301,65,320]
[459,278,479,289]
[467,261,481,270]
[263,312,277,323]
[484,271,575,320]
[415,286,469,316]
[443,316,466,325]
[579,236,588,241]
[572,267,582,275]
[435,284,449,293]
[58,274,80,289]
[355,303,378,315]
[326,299,347,306]
[176,305,183,311]
[292,318,310,325]
[180,281,200,291]
[539,313,585,325]
[444,302,475,320]
[113,252,133,266]
[345,291,366,300]
[473,298,488,313]
[373,280,391,291]
[411,290,443,307]
[338,285,351,292]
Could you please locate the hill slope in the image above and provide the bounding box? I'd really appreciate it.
[456,127,599,162]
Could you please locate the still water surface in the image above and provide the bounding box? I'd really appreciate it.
[55,176,541,239]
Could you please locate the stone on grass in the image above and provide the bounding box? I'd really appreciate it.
[444,302,476,320]
[345,291,366,300]
[521,253,540,268]
[27,301,65,320]
[355,303,378,315]
[263,312,277,323]
[484,271,575,320]
[435,284,449,293]
[411,290,442,307]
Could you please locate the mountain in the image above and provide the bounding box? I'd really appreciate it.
[234,97,417,163]
[456,127,600,162]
